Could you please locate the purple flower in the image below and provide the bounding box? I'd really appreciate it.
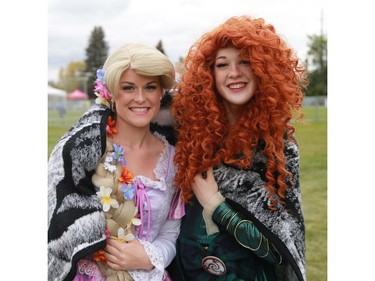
[94,80,111,100]
[111,143,126,166]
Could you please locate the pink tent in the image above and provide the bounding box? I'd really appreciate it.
[67,89,89,100]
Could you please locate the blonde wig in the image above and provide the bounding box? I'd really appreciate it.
[103,42,175,98]
[92,138,135,281]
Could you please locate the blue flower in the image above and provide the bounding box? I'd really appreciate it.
[121,183,135,200]
[96,69,105,83]
[111,143,126,166]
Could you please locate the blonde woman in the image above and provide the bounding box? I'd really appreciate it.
[48,43,184,281]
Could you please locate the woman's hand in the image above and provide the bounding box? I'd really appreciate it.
[192,167,219,207]
[105,236,154,271]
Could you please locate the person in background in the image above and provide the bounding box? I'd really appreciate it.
[169,15,308,281]
[48,42,184,281]
[56,102,66,125]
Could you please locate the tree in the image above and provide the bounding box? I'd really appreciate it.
[175,56,186,77]
[52,61,87,93]
[155,40,166,55]
[306,34,327,96]
[85,26,109,99]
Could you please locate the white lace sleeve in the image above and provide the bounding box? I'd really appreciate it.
[128,240,164,281]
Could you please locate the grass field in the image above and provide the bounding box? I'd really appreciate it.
[48,105,327,280]
[295,107,327,280]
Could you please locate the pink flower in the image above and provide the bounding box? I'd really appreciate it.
[94,80,111,100]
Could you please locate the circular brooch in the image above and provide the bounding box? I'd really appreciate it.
[202,255,226,276]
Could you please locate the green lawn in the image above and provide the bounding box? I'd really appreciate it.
[48,110,86,157]
[295,106,327,281]
[48,105,327,280]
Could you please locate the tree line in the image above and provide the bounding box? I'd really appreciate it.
[49,26,327,98]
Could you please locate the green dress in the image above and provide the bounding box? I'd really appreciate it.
[170,196,280,281]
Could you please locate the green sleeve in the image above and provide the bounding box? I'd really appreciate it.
[212,201,282,264]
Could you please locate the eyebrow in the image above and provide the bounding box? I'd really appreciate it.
[215,56,227,61]
[120,80,159,85]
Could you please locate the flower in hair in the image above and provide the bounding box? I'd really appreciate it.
[96,69,105,83]
[121,183,135,200]
[106,116,118,137]
[94,68,111,107]
[111,143,127,166]
[119,166,134,184]
[117,227,135,242]
[97,186,119,212]
[116,210,141,243]
[93,250,106,263]
[103,156,117,173]
[127,209,142,229]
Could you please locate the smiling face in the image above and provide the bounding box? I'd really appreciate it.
[213,47,257,120]
[113,69,163,129]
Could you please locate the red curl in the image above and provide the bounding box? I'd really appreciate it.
[172,16,307,209]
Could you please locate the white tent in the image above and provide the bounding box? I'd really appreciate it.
[48,85,67,110]
[48,85,66,97]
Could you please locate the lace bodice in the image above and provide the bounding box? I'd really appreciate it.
[132,132,176,242]
[128,132,181,281]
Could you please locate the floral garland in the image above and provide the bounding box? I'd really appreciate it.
[92,69,142,263]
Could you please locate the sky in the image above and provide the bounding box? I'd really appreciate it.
[48,0,327,82]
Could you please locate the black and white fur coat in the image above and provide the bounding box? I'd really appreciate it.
[214,138,306,281]
[48,105,110,281]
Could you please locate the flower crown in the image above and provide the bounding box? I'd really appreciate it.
[94,69,112,108]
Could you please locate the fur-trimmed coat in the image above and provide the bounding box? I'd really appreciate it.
[215,139,306,281]
[48,105,110,281]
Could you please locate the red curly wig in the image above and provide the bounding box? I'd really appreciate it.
[171,16,308,209]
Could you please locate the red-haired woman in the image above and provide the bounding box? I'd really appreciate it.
[169,16,308,281]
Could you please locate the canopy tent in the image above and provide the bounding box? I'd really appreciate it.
[48,85,67,97]
[67,89,89,100]
[48,85,67,110]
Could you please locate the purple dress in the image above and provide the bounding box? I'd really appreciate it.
[74,133,184,281]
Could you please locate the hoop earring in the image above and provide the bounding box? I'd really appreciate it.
[111,101,116,112]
